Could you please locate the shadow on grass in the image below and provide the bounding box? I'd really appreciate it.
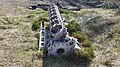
[42,55,92,67]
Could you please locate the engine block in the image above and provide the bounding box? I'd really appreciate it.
[41,4,81,56]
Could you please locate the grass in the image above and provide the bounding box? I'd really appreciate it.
[0,7,41,66]
[28,8,95,65]
[26,8,49,31]
[1,1,119,66]
[32,16,49,31]
[65,15,94,60]
[99,1,119,9]
[60,9,77,15]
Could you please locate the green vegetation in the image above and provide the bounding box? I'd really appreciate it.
[59,9,77,15]
[58,8,95,60]
[71,47,94,61]
[0,0,120,66]
[32,16,48,31]
[27,8,49,31]
[66,19,94,60]
[29,8,94,61]
[66,21,81,35]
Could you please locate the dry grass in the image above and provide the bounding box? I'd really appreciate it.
[0,0,39,65]
[0,0,120,67]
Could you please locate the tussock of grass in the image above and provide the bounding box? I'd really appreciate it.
[32,16,49,31]
[65,17,94,60]
[27,8,49,31]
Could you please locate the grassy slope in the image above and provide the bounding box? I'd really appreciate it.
[0,1,93,67]
[60,8,120,67]
[0,1,42,67]
[77,9,120,67]
[0,0,120,67]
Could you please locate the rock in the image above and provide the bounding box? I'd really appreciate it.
[37,4,50,10]
[55,2,63,8]
[31,5,37,10]
[29,4,49,10]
